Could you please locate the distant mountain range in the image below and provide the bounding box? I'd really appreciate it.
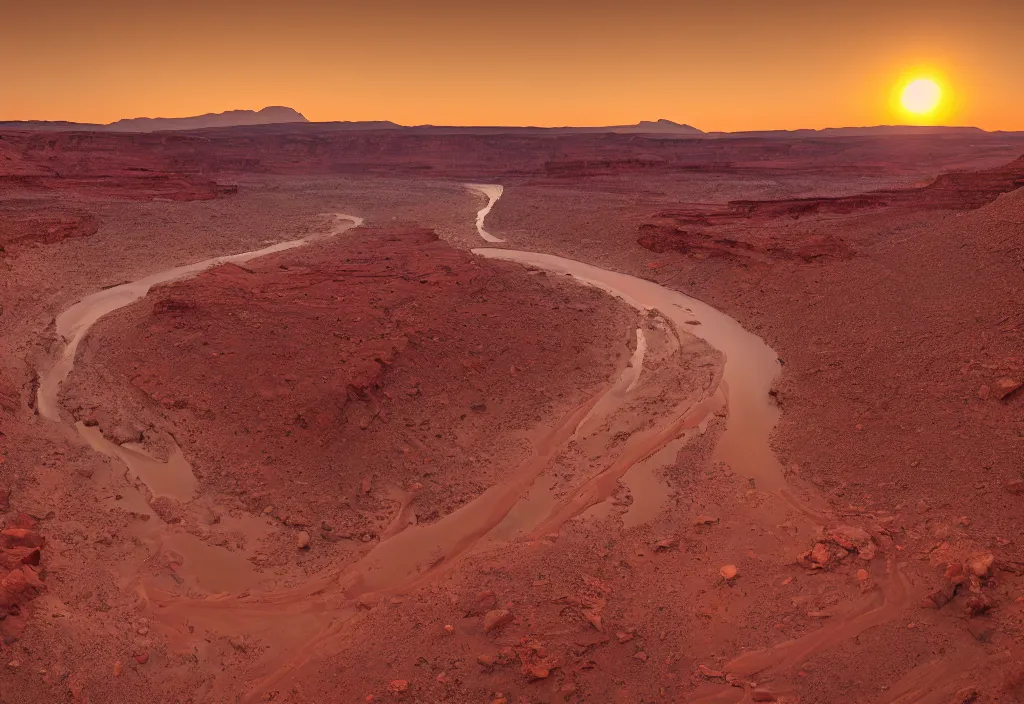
[558,119,704,135]
[0,106,309,133]
[0,110,1014,138]
[107,106,307,132]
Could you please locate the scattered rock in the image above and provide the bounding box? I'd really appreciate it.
[969,553,994,577]
[109,423,144,445]
[633,651,648,662]
[654,537,677,551]
[965,594,994,616]
[1006,481,1024,495]
[1,528,43,549]
[296,531,311,550]
[470,400,487,412]
[386,679,408,694]
[857,542,877,561]
[719,564,738,580]
[697,665,725,679]
[993,377,1021,400]
[945,563,968,585]
[809,543,830,567]
[950,687,980,704]
[526,664,550,679]
[827,525,872,550]
[134,651,149,665]
[483,609,514,632]
[977,385,991,400]
[616,631,635,643]
[356,593,382,610]
[924,582,957,609]
[580,575,609,631]
[693,515,719,526]
[443,624,455,634]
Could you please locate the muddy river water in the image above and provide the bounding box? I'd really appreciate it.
[466,183,505,242]
[474,248,786,491]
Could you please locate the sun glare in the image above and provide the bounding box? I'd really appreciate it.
[900,78,942,116]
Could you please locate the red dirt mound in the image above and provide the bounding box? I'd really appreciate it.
[67,227,635,547]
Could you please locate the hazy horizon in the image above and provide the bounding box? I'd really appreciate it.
[3,107,1015,134]
[5,0,1024,131]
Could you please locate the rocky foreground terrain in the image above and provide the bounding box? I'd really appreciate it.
[0,127,1023,703]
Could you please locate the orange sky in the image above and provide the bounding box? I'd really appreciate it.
[3,0,1023,131]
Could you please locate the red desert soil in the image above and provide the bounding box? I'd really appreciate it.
[64,227,637,556]
[1,126,1024,703]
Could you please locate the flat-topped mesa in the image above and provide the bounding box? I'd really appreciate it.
[106,106,309,132]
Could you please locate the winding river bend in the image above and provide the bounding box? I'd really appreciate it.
[31,183,913,702]
[35,185,790,597]
[474,247,787,491]
[35,214,363,496]
[465,183,505,242]
[37,213,363,422]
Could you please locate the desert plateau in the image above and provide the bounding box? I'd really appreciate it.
[1,114,1023,704]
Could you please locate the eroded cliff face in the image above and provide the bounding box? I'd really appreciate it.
[637,155,1024,261]
[4,127,1023,183]
[0,202,99,249]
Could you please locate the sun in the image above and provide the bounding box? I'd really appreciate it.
[900,78,942,116]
